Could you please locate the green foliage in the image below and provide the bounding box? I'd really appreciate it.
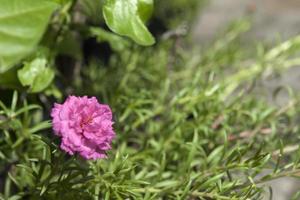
[89,27,130,52]
[17,57,55,93]
[0,0,58,73]
[138,0,154,23]
[103,0,155,46]
[1,0,300,199]
[154,0,206,28]
[76,25,300,198]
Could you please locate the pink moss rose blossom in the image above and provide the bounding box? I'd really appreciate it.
[51,96,115,160]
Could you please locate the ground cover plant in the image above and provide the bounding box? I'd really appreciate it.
[1,0,300,199]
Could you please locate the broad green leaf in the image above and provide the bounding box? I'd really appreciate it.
[0,0,58,73]
[52,0,71,4]
[103,0,155,46]
[17,58,55,93]
[138,0,153,23]
[31,67,55,92]
[18,58,47,87]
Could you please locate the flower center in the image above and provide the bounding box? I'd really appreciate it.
[80,116,93,128]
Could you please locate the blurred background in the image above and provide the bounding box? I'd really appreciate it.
[194,0,300,106]
[193,1,300,199]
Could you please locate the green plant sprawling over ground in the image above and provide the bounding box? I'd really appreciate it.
[1,0,300,199]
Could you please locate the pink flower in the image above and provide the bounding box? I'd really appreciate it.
[50,96,115,160]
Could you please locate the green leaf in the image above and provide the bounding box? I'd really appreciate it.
[18,58,47,86]
[103,0,155,46]
[0,0,58,73]
[31,67,55,92]
[17,58,55,93]
[137,0,153,23]
[29,120,51,134]
[90,27,130,52]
